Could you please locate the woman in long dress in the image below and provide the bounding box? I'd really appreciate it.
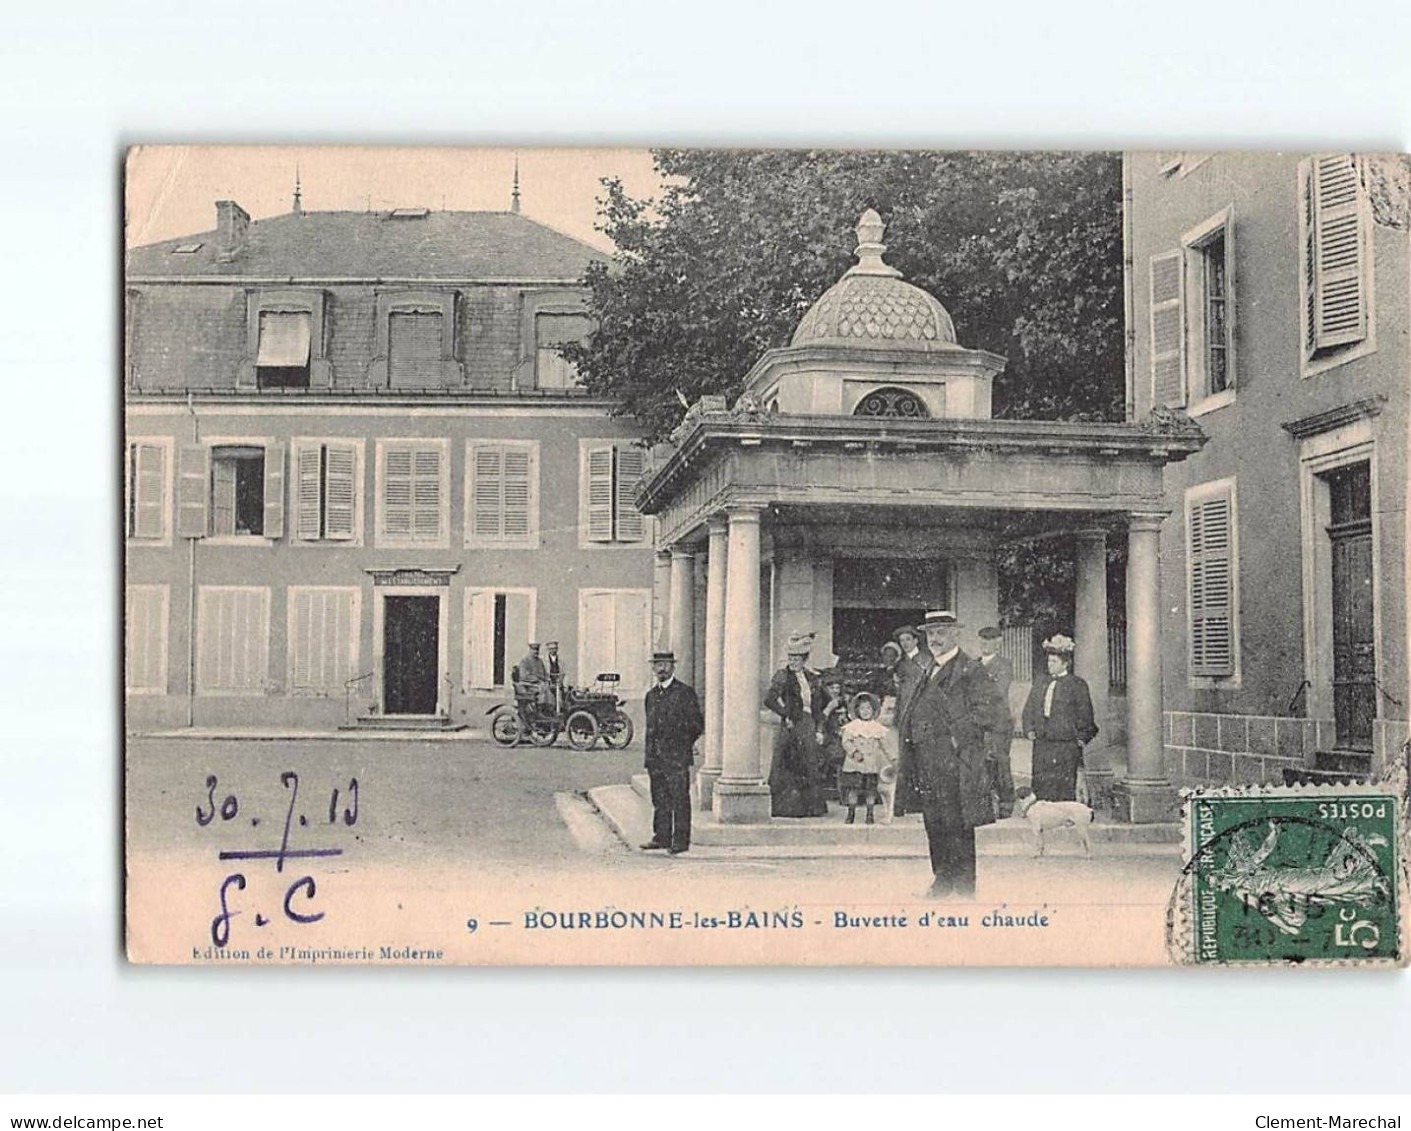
[1021,633,1099,801]
[763,633,829,817]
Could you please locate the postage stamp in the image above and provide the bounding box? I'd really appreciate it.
[1170,784,1403,966]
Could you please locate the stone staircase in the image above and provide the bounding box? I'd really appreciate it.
[583,772,1181,860]
[1281,748,1375,786]
[341,714,467,733]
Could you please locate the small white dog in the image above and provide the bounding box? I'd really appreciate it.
[1013,789,1095,857]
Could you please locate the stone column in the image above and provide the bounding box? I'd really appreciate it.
[699,516,728,811]
[715,505,772,823]
[652,550,672,648]
[669,547,696,689]
[1114,513,1175,823]
[1074,530,1113,809]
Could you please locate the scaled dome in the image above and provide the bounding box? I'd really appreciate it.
[790,210,958,351]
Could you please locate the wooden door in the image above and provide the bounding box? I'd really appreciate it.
[383,596,440,715]
[1326,462,1375,750]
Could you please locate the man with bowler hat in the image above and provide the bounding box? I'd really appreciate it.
[641,649,704,855]
[904,610,1006,897]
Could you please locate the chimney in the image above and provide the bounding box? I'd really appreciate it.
[215,200,250,262]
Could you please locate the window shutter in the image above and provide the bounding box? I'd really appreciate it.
[382,447,413,537]
[581,591,616,683]
[613,591,650,691]
[1301,160,1318,357]
[324,443,357,541]
[614,446,645,542]
[1188,491,1234,678]
[262,442,285,539]
[125,585,167,692]
[177,444,208,539]
[472,446,504,541]
[1311,154,1368,351]
[466,590,495,689]
[502,449,532,541]
[388,311,444,385]
[296,445,322,540]
[210,456,236,536]
[411,447,442,541]
[199,587,269,692]
[290,588,357,693]
[586,445,614,541]
[1149,251,1185,408]
[131,443,166,539]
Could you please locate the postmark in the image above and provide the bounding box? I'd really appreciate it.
[1168,783,1403,967]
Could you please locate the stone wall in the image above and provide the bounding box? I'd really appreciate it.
[1163,710,1409,783]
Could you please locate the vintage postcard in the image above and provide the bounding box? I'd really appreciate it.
[123,146,1408,966]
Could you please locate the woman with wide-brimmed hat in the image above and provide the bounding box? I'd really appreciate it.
[1021,633,1099,801]
[762,631,829,817]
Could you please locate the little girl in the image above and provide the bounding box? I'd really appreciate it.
[839,692,890,824]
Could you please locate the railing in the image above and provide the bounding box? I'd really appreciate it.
[1000,625,1032,684]
[1001,622,1127,693]
[1108,623,1127,693]
[344,670,374,727]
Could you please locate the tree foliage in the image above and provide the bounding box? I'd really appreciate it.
[567,149,1125,445]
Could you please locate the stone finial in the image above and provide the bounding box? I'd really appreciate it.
[848,208,901,278]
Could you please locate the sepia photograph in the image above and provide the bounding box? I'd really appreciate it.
[122,145,1407,967]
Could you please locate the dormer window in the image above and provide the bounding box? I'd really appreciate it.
[241,290,328,390]
[536,312,592,390]
[256,310,312,389]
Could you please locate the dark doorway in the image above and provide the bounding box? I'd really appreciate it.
[383,596,440,715]
[1325,462,1375,750]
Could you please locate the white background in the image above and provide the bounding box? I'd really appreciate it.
[2,0,1409,1095]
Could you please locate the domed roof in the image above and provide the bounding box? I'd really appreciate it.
[791,210,958,351]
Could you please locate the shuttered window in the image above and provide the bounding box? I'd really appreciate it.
[125,585,168,693]
[464,588,536,689]
[466,442,539,547]
[1300,155,1371,363]
[582,442,647,544]
[388,311,444,386]
[1149,250,1185,408]
[294,440,360,542]
[126,439,170,541]
[1186,482,1238,679]
[288,587,361,695]
[197,586,270,694]
[377,440,447,546]
[578,589,650,692]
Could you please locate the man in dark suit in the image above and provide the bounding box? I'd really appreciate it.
[890,624,932,818]
[544,640,565,713]
[904,611,1006,898]
[1022,633,1098,801]
[977,625,1017,818]
[642,649,704,855]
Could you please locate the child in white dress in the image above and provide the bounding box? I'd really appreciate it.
[839,692,892,825]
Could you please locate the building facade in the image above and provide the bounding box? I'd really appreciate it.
[640,211,1203,823]
[124,199,657,730]
[1127,152,1409,783]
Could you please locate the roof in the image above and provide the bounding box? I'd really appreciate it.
[126,209,608,280]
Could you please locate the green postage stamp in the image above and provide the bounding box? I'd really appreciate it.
[1170,784,1404,966]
